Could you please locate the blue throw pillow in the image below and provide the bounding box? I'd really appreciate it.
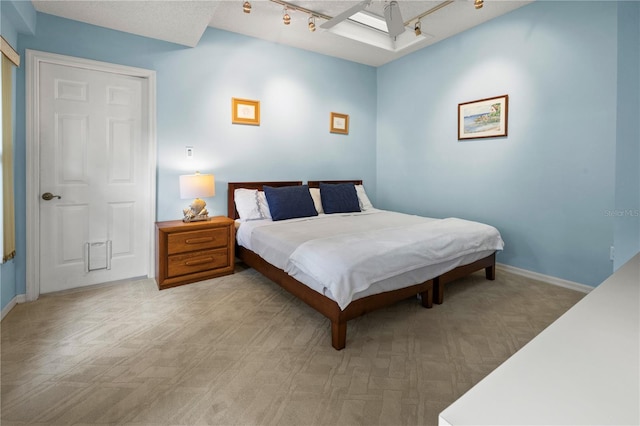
[263,185,318,221]
[320,183,361,214]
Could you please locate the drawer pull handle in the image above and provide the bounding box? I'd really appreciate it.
[185,237,214,244]
[185,258,213,266]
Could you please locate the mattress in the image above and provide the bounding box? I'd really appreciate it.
[236,209,504,309]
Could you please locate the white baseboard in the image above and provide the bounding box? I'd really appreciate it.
[1,294,26,321]
[496,263,593,294]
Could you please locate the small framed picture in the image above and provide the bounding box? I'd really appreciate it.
[232,97,260,126]
[458,95,508,140]
[330,112,349,135]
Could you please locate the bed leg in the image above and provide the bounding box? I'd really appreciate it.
[331,321,346,350]
[434,277,444,305]
[420,283,433,308]
[486,265,496,280]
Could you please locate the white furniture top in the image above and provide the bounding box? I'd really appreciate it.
[439,253,640,426]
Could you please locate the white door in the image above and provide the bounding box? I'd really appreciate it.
[38,62,150,293]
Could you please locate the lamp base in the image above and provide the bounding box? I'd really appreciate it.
[182,198,210,223]
[182,214,210,223]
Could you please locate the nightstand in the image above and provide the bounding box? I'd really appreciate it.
[155,216,235,289]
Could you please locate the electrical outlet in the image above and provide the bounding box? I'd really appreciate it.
[185,146,194,158]
[610,246,615,261]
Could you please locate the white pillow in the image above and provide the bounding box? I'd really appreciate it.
[309,187,324,214]
[234,189,263,221]
[355,185,373,211]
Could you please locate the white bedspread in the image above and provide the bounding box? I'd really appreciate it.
[287,217,503,309]
[237,210,504,310]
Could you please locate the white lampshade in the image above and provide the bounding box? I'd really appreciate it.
[179,172,215,199]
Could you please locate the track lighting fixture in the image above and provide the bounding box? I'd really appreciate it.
[243,1,251,13]
[308,16,316,32]
[414,21,422,36]
[474,0,483,9]
[283,8,291,25]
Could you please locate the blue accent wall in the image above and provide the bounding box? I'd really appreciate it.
[2,1,638,314]
[2,0,36,37]
[377,1,627,287]
[614,1,640,269]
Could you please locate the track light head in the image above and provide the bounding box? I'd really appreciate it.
[308,16,316,32]
[414,21,422,36]
[474,0,484,9]
[283,9,291,25]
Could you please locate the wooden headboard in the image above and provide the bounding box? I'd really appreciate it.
[307,180,363,188]
[227,181,302,220]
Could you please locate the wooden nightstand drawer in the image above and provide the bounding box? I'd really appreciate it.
[167,248,229,277]
[156,217,235,290]
[167,227,228,255]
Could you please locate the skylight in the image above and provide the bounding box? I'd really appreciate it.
[328,18,431,52]
[348,11,388,33]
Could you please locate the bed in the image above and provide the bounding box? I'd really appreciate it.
[228,180,503,350]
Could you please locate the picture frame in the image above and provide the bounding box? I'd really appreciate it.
[458,94,508,140]
[232,97,260,126]
[330,112,349,135]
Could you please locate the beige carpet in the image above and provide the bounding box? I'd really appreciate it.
[1,263,584,425]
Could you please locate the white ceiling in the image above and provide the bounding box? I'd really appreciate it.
[32,0,532,67]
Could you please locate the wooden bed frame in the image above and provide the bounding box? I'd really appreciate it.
[227,180,495,350]
[434,252,495,304]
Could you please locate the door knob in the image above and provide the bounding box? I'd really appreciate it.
[42,192,62,201]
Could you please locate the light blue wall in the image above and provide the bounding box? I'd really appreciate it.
[377,1,622,287]
[152,28,377,220]
[614,1,640,269]
[1,0,36,38]
[10,13,377,300]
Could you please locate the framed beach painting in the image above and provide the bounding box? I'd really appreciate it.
[458,95,508,140]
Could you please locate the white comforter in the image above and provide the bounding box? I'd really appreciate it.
[237,210,504,310]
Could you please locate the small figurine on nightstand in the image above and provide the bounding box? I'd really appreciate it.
[182,198,209,222]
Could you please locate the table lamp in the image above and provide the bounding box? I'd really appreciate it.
[179,171,215,222]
